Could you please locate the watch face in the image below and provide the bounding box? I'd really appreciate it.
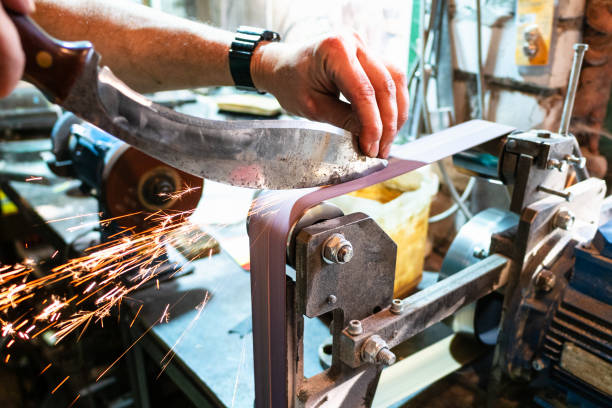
[262,30,281,42]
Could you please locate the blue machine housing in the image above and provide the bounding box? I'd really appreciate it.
[573,220,612,305]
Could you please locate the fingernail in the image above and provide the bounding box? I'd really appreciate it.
[366,142,379,157]
[380,144,391,158]
[27,0,36,13]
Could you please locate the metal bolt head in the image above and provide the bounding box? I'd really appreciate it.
[532,358,546,371]
[535,269,556,292]
[473,247,489,259]
[574,43,589,53]
[565,154,586,169]
[347,320,363,336]
[536,131,551,138]
[506,139,517,150]
[361,335,396,366]
[337,245,353,263]
[327,294,337,305]
[390,299,404,314]
[322,233,354,264]
[547,159,566,172]
[553,209,575,231]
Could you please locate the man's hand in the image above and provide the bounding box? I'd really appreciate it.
[252,32,409,159]
[0,0,34,98]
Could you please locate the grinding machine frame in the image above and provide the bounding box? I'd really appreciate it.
[247,117,610,407]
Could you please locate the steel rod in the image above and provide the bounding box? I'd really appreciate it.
[339,255,510,368]
[559,43,589,136]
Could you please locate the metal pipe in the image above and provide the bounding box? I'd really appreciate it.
[559,43,589,136]
[475,0,485,120]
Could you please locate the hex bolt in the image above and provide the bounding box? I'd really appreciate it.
[327,295,337,305]
[532,358,546,371]
[322,233,354,264]
[565,154,586,169]
[535,269,556,292]
[347,320,363,336]
[553,209,576,231]
[473,247,489,259]
[361,335,396,366]
[390,299,404,315]
[546,159,565,172]
[537,185,573,202]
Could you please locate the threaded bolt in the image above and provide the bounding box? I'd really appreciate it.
[565,154,586,169]
[377,348,397,366]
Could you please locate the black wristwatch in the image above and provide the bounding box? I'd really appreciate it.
[229,26,281,92]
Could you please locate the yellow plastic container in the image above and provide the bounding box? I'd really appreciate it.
[329,167,438,298]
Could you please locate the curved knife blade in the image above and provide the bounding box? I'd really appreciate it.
[65,54,387,189]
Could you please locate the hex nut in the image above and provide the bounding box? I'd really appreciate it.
[361,335,396,366]
[322,233,354,264]
[535,269,556,292]
[553,209,575,231]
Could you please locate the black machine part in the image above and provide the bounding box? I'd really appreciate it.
[47,113,203,231]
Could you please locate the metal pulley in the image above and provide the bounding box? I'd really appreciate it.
[440,208,518,345]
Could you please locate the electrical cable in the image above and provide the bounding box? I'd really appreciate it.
[429,176,475,223]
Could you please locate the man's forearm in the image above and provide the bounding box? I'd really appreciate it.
[33,0,235,92]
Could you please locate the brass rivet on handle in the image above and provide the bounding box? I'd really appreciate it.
[36,51,53,68]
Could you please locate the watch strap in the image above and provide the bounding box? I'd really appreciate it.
[229,26,280,91]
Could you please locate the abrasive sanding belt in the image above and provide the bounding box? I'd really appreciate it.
[248,120,515,407]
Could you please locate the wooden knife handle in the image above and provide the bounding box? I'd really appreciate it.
[8,10,93,103]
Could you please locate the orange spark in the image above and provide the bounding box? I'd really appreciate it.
[51,375,69,394]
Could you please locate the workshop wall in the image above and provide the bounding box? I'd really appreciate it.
[450,0,584,131]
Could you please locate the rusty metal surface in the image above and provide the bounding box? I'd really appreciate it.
[247,120,515,407]
[500,130,576,213]
[337,255,510,368]
[494,177,606,382]
[292,213,397,407]
[295,213,396,319]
